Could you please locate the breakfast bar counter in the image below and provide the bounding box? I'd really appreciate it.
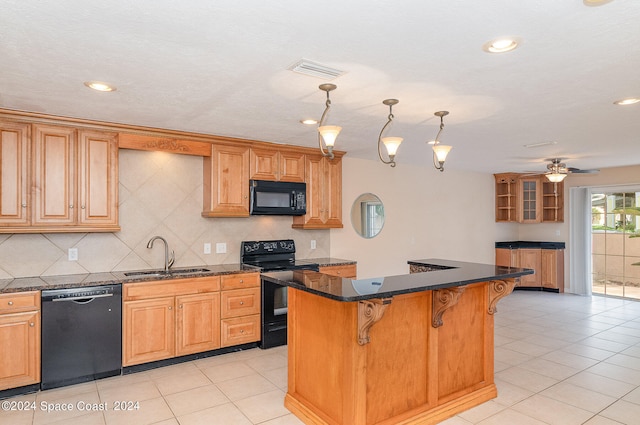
[261,259,533,425]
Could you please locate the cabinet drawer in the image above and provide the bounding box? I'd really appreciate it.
[221,314,260,347]
[0,291,40,313]
[123,276,220,301]
[221,288,260,319]
[319,264,357,278]
[220,272,260,290]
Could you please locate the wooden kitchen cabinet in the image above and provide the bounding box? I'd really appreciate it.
[203,143,250,217]
[518,248,542,287]
[0,120,119,232]
[495,246,564,292]
[220,272,260,347]
[494,173,563,223]
[0,291,41,391]
[249,147,305,182]
[292,153,343,229]
[541,249,564,290]
[319,264,357,278]
[0,121,30,227]
[495,248,518,269]
[123,276,221,366]
[176,292,221,357]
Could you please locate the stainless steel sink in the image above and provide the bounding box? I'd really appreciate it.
[124,267,211,277]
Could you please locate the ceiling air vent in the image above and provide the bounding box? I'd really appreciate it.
[288,59,346,80]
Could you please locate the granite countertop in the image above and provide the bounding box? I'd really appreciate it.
[261,258,533,302]
[304,258,357,267]
[0,264,258,294]
[495,241,565,249]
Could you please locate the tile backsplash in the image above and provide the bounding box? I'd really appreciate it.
[0,149,329,278]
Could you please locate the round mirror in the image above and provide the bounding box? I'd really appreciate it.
[351,193,385,238]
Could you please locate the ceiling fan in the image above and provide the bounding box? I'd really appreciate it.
[543,158,599,182]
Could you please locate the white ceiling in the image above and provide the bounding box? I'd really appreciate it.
[1,0,638,174]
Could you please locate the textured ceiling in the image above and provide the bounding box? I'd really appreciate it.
[1,0,639,174]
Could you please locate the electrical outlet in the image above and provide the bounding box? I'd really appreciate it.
[555,230,561,236]
[311,240,316,250]
[204,243,211,254]
[68,248,78,261]
[216,242,227,254]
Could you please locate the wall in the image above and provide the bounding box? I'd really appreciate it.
[514,164,640,292]
[0,149,329,279]
[332,157,502,279]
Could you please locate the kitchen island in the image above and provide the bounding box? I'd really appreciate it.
[261,259,533,425]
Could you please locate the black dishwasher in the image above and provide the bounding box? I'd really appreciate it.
[41,284,122,390]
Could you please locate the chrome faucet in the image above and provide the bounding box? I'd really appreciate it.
[147,236,175,272]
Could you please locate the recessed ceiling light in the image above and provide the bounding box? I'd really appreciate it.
[300,119,318,125]
[613,97,640,105]
[583,0,614,6]
[482,37,521,54]
[84,81,116,92]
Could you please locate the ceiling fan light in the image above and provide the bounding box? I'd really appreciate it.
[546,173,567,183]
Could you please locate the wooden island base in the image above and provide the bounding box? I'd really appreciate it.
[285,279,515,425]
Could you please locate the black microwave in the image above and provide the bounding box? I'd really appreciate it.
[249,180,307,216]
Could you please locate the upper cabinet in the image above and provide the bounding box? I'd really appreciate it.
[203,143,250,217]
[292,153,343,229]
[494,173,563,223]
[0,120,119,233]
[249,147,305,182]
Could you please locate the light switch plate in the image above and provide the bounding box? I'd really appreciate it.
[68,248,78,261]
[311,240,316,250]
[204,243,211,254]
[216,243,227,254]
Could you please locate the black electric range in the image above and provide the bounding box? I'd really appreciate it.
[240,239,319,348]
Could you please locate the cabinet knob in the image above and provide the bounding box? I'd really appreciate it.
[239,301,244,305]
[239,279,243,283]
[81,205,86,209]
[29,322,35,327]
[8,301,13,306]
[168,306,173,310]
[69,204,74,209]
[21,204,26,208]
[240,329,244,334]
[336,271,341,275]
[179,304,183,309]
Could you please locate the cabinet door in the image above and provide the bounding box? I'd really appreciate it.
[77,130,118,227]
[518,249,541,287]
[176,293,220,356]
[249,147,279,181]
[518,177,542,223]
[123,298,175,366]
[319,264,357,278]
[32,124,76,225]
[495,248,517,267]
[279,150,305,182]
[294,154,325,227]
[0,121,30,226]
[0,310,40,390]
[323,156,343,228]
[203,144,250,217]
[541,250,564,291]
[494,173,518,222]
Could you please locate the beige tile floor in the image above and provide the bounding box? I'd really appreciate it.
[4,291,640,424]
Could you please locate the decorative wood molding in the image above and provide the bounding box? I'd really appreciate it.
[357,298,392,345]
[487,279,516,314]
[432,286,466,328]
[118,133,212,157]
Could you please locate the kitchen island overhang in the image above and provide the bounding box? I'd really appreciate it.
[262,259,533,425]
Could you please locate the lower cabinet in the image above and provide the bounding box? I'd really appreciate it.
[318,264,357,278]
[0,291,41,391]
[123,276,221,367]
[495,247,564,292]
[123,272,260,367]
[220,273,261,348]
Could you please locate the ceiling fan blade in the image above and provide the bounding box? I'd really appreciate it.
[568,168,599,174]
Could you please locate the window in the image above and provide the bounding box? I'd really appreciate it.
[591,190,640,298]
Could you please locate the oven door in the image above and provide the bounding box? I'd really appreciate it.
[261,278,288,349]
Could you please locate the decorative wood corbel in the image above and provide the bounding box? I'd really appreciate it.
[488,279,516,314]
[357,298,392,345]
[432,286,466,328]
